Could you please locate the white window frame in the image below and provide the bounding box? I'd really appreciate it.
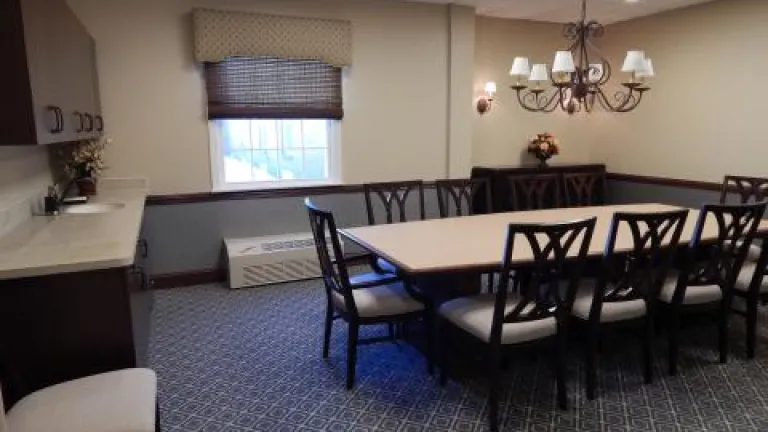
[209,119,342,192]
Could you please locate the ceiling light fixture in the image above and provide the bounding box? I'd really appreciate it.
[509,0,654,114]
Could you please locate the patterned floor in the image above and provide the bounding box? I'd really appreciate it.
[151,278,768,431]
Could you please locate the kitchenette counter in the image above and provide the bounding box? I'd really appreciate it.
[0,178,148,280]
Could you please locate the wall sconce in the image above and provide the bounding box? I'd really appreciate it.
[476,81,496,115]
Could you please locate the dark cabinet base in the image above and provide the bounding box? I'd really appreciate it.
[0,267,150,407]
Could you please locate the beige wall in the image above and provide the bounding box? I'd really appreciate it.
[68,0,466,194]
[472,16,596,167]
[594,0,768,181]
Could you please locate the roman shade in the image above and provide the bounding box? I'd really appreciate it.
[204,56,343,120]
[193,9,352,67]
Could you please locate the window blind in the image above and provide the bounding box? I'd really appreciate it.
[204,56,343,120]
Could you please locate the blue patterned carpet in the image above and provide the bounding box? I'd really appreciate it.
[151,279,768,431]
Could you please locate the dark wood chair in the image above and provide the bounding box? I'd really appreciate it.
[507,174,561,211]
[658,201,766,375]
[306,199,433,389]
[437,217,597,432]
[719,175,768,204]
[562,172,607,207]
[363,180,426,274]
[571,209,688,400]
[434,178,492,217]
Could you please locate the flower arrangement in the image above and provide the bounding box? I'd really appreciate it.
[527,132,560,167]
[60,137,111,180]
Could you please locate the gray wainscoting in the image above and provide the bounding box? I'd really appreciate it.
[608,180,720,208]
[143,191,441,276]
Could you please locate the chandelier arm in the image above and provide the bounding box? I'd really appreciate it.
[595,86,643,113]
[516,88,561,113]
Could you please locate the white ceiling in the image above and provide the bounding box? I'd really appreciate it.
[411,0,716,24]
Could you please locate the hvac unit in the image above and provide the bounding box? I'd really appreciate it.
[224,233,341,289]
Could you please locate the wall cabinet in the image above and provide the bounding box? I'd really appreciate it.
[0,0,103,146]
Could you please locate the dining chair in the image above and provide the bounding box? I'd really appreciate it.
[434,178,493,218]
[363,180,426,274]
[732,234,768,358]
[434,178,497,290]
[1,368,159,432]
[507,174,561,211]
[437,217,597,432]
[719,175,768,262]
[570,209,687,400]
[562,172,607,207]
[306,199,433,389]
[658,201,766,375]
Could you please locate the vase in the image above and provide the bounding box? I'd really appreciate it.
[76,177,97,196]
[537,156,551,169]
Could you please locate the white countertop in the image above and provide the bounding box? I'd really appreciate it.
[0,179,148,280]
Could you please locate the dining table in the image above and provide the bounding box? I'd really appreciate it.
[340,203,768,296]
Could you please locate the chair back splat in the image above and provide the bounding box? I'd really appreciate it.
[491,217,597,343]
[435,178,492,218]
[719,175,768,204]
[589,210,688,320]
[363,180,426,225]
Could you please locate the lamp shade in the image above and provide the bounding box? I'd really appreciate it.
[588,63,604,82]
[637,58,655,77]
[621,50,646,73]
[552,51,576,73]
[484,81,497,94]
[509,57,531,77]
[529,64,549,82]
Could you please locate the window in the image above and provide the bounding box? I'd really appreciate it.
[210,118,339,190]
[203,56,343,191]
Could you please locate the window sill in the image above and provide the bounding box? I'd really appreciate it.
[211,180,342,193]
[147,182,361,206]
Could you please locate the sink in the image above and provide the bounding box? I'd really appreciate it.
[62,202,125,215]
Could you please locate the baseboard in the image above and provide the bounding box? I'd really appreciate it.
[150,255,372,290]
[151,268,227,290]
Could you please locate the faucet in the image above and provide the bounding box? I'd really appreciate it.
[44,178,84,215]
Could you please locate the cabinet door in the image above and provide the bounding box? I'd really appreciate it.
[56,2,91,142]
[19,0,64,144]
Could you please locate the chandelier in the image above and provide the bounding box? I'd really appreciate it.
[509,0,654,114]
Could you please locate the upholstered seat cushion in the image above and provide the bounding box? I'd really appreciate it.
[349,271,399,287]
[7,368,157,432]
[332,282,424,318]
[376,258,399,274]
[735,263,768,293]
[438,294,557,345]
[571,280,647,323]
[724,241,762,263]
[658,273,722,305]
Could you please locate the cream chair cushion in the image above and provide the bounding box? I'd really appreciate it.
[332,282,423,318]
[658,273,722,305]
[439,294,557,345]
[735,263,768,293]
[7,368,157,432]
[571,280,647,323]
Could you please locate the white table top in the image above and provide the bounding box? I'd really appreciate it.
[340,203,768,275]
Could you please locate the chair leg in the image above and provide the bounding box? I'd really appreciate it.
[346,323,359,390]
[487,273,495,293]
[488,346,501,432]
[719,299,731,364]
[747,299,758,359]
[585,327,598,401]
[388,323,396,341]
[323,302,333,358]
[155,400,162,432]
[555,334,568,410]
[425,306,435,376]
[439,319,449,386]
[668,309,680,376]
[643,315,654,384]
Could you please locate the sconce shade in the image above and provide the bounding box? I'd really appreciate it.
[529,64,549,82]
[484,81,497,94]
[509,57,531,76]
[621,50,646,73]
[552,51,576,73]
[636,58,654,77]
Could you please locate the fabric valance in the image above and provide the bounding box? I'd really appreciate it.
[193,8,352,67]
